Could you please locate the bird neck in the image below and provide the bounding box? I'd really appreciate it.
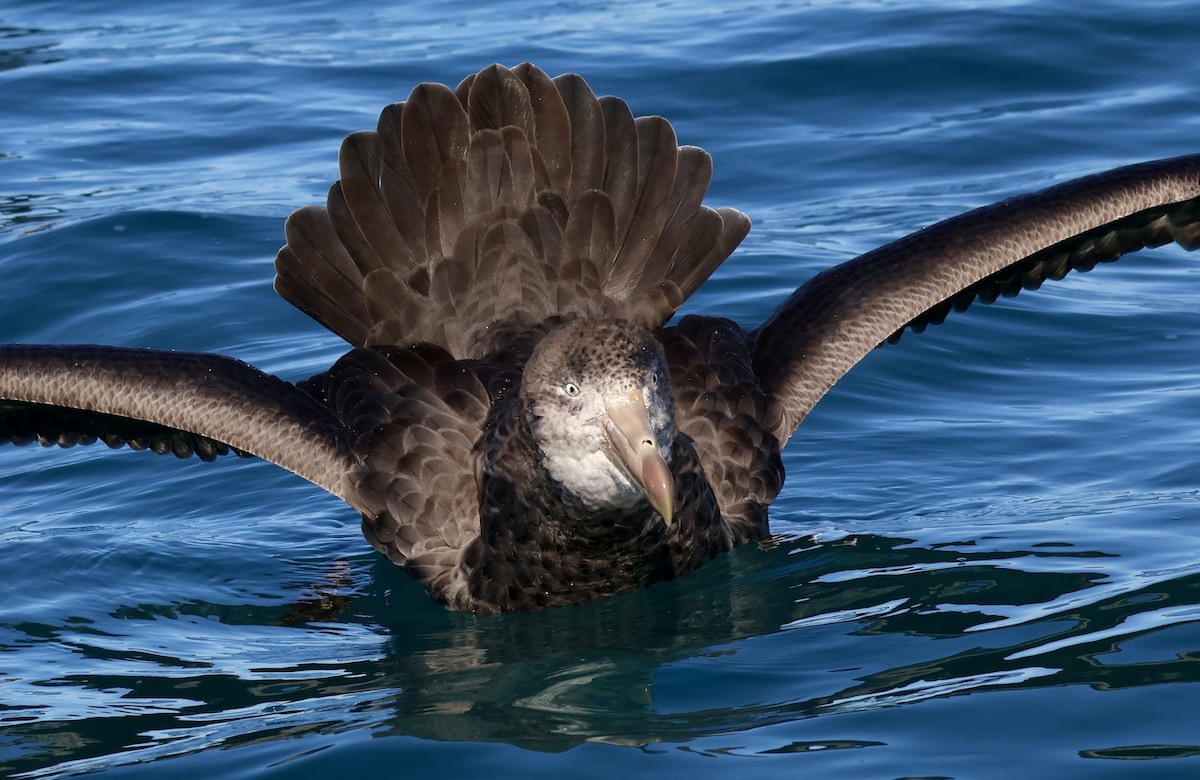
[484,396,669,544]
[455,397,732,612]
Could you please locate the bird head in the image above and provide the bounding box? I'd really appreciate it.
[521,318,676,524]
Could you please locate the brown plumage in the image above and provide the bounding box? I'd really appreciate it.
[2,64,1199,613]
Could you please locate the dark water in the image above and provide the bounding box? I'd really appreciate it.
[3,1,1200,777]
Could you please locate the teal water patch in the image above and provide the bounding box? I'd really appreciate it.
[2,0,1200,778]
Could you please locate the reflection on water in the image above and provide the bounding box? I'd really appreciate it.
[7,524,1200,776]
[0,26,66,74]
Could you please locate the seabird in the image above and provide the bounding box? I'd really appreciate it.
[2,63,1198,613]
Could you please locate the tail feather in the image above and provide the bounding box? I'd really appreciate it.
[275,63,749,360]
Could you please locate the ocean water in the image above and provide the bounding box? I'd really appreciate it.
[2,0,1199,777]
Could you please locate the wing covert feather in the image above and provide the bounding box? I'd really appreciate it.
[307,346,490,588]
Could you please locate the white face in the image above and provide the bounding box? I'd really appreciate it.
[521,320,676,514]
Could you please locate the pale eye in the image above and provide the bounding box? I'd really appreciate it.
[563,382,581,397]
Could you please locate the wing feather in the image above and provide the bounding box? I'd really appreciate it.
[0,345,357,502]
[752,154,1200,443]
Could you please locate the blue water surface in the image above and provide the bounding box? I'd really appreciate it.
[2,1,1200,777]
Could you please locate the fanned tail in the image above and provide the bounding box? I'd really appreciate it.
[275,63,749,360]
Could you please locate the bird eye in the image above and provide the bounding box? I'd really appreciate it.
[563,382,581,397]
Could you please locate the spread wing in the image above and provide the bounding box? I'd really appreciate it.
[1,398,248,461]
[274,62,749,360]
[752,154,1200,444]
[0,345,359,502]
